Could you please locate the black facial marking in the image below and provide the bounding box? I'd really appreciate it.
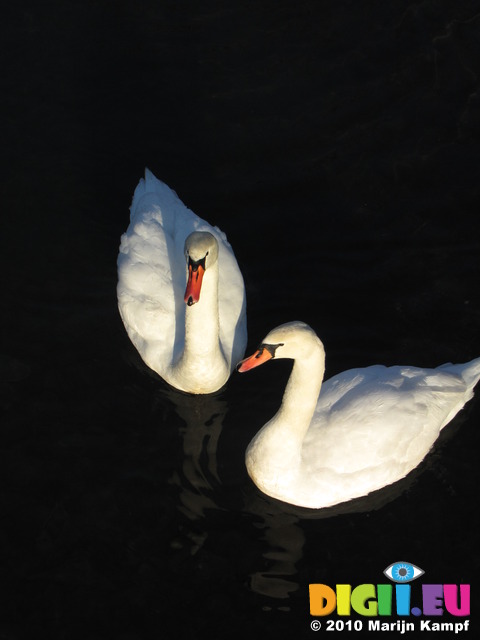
[258,342,284,359]
[188,255,206,272]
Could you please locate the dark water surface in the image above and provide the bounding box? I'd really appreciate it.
[2,1,480,638]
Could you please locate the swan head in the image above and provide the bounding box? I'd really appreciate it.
[237,321,323,372]
[183,231,219,306]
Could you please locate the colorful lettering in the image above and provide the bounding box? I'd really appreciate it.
[309,584,336,616]
[351,584,377,616]
[308,581,470,618]
[444,584,470,616]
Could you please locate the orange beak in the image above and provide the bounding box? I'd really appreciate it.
[184,263,205,306]
[237,347,274,372]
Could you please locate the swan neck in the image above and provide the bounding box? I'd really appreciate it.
[244,339,325,501]
[183,263,222,358]
[278,350,325,435]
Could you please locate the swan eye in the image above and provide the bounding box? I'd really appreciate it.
[383,561,424,583]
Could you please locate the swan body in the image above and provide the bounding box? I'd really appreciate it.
[117,169,247,393]
[238,321,480,509]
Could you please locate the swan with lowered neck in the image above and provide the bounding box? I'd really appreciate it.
[117,169,247,393]
[238,321,480,509]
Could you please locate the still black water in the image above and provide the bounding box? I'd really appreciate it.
[2,1,480,638]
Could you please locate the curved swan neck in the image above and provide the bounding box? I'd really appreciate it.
[276,348,325,436]
[245,339,326,498]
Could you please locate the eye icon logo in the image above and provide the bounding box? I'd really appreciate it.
[383,561,424,583]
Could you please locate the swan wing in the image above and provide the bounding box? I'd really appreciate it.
[304,364,469,477]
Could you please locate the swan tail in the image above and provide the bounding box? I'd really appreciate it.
[441,357,480,392]
[128,169,230,249]
[128,168,201,244]
[143,168,180,199]
[130,168,180,216]
[461,357,480,390]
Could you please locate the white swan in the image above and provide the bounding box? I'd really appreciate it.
[117,169,247,394]
[238,321,480,509]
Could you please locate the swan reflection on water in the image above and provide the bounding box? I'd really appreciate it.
[160,386,305,601]
[166,390,227,521]
[155,382,462,604]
